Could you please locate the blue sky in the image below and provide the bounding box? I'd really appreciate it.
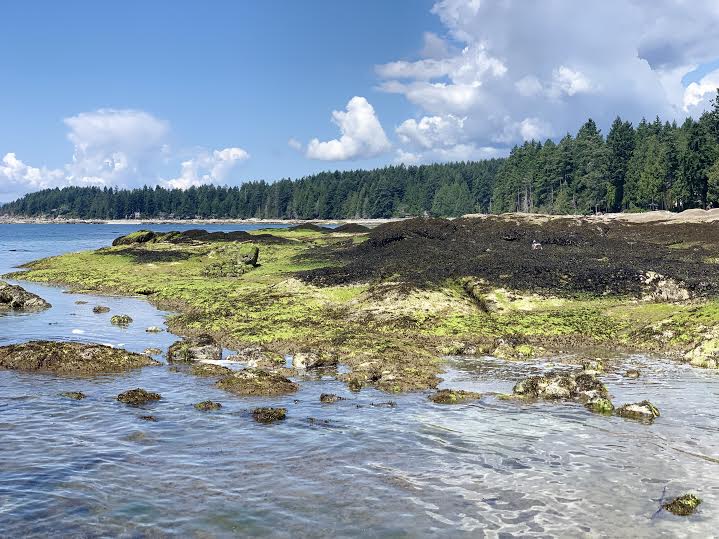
[1,0,718,201]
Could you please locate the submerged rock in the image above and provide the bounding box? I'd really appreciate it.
[75,300,88,305]
[0,341,159,375]
[320,393,345,403]
[167,334,222,362]
[190,363,233,377]
[93,305,110,314]
[145,326,163,333]
[252,407,287,424]
[216,368,299,396]
[60,391,86,400]
[663,493,702,516]
[110,314,133,326]
[0,281,51,311]
[624,369,641,379]
[139,415,157,422]
[615,400,660,422]
[429,389,482,404]
[194,400,222,411]
[117,388,161,406]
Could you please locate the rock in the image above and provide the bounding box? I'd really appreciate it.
[624,369,641,379]
[0,341,159,375]
[167,334,222,362]
[641,271,691,302]
[110,314,133,326]
[252,407,287,424]
[0,281,51,311]
[226,346,284,369]
[74,300,88,305]
[320,393,345,403]
[429,389,482,404]
[241,246,259,266]
[347,375,363,392]
[493,342,536,360]
[112,230,156,247]
[117,388,161,406]
[93,305,110,314]
[292,351,338,370]
[60,391,86,400]
[663,494,702,516]
[581,359,604,375]
[194,400,222,411]
[190,363,233,377]
[145,326,163,333]
[585,396,614,414]
[615,400,660,422]
[216,368,299,396]
[144,348,163,356]
[139,415,157,422]
[513,372,609,404]
[684,335,719,369]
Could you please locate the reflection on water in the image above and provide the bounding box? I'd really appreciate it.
[1,224,719,537]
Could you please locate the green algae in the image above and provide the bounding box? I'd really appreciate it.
[194,400,222,411]
[663,493,702,516]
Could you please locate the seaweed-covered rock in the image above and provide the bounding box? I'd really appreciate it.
[513,372,609,404]
[624,369,641,379]
[429,389,482,404]
[581,359,604,375]
[0,341,159,375]
[616,400,660,422]
[112,230,156,246]
[216,368,299,396]
[117,388,161,405]
[145,326,163,333]
[144,348,163,356]
[190,363,233,377]
[292,351,338,370]
[241,246,259,266]
[139,415,157,422]
[110,314,133,326]
[663,494,702,516]
[93,305,110,314]
[226,346,284,369]
[252,407,287,423]
[194,400,222,411]
[167,334,222,362]
[0,281,51,311]
[320,393,345,403]
[60,391,86,400]
[585,396,614,415]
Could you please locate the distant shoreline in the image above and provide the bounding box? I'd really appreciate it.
[0,217,401,226]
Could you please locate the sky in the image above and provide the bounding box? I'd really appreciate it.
[1,0,719,202]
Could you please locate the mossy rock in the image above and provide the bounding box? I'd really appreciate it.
[167,334,222,362]
[585,396,614,414]
[194,400,222,411]
[429,389,482,404]
[60,391,86,400]
[190,363,233,377]
[93,305,110,314]
[117,388,161,405]
[216,368,299,396]
[0,341,159,375]
[624,369,641,379]
[663,494,702,516]
[110,314,133,326]
[139,415,158,422]
[320,393,345,403]
[252,407,287,423]
[112,230,156,246]
[144,348,163,356]
[615,400,660,422]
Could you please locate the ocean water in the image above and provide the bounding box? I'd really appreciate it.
[1,224,718,538]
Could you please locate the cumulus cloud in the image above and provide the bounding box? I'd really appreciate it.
[1,108,250,200]
[163,147,250,190]
[396,114,466,149]
[287,138,303,151]
[382,0,719,161]
[306,96,391,161]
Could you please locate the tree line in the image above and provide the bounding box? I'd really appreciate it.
[3,91,718,219]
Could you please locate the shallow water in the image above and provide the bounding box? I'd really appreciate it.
[1,224,718,537]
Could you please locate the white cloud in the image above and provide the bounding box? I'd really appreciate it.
[306,96,391,161]
[683,68,719,112]
[1,108,250,200]
[163,147,250,190]
[382,0,719,158]
[396,114,466,149]
[287,138,303,151]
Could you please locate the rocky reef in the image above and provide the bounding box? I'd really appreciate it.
[0,341,159,375]
[216,368,298,396]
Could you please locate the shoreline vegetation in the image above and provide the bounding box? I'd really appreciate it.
[6,213,719,396]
